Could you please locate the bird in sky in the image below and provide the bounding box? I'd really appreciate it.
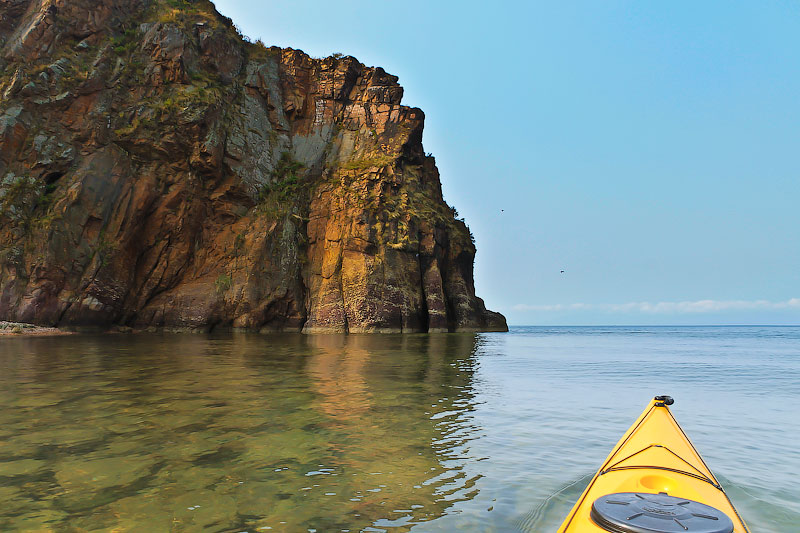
[560,270,565,273]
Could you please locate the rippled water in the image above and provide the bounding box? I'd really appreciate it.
[0,327,797,531]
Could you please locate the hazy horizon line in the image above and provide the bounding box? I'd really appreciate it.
[505,324,800,327]
[512,298,800,314]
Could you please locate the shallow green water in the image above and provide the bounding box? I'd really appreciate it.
[0,327,798,531]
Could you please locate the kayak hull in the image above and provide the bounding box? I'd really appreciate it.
[557,397,749,533]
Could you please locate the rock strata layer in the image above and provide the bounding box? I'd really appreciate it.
[0,0,507,333]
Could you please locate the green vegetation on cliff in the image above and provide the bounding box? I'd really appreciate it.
[0,0,507,333]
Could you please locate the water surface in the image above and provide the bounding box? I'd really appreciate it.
[0,327,797,531]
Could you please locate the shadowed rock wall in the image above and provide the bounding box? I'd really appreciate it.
[0,0,507,333]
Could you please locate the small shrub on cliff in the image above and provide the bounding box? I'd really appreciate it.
[215,273,233,294]
[0,176,43,228]
[258,152,305,201]
[0,175,66,236]
[93,235,118,268]
[256,152,309,219]
[114,117,140,137]
[234,25,253,43]
[111,28,138,56]
[0,245,24,269]
[233,233,246,256]
[274,152,304,178]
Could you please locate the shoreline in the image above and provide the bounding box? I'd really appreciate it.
[0,322,72,337]
[0,322,507,336]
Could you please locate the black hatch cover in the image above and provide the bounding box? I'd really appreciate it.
[590,492,735,533]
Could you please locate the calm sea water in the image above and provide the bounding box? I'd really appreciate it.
[0,327,797,532]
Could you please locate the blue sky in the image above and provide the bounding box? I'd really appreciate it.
[214,0,800,325]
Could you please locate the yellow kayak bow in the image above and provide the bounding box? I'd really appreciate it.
[558,396,749,533]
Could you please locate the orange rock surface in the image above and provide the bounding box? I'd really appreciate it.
[0,0,506,333]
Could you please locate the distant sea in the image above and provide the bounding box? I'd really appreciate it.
[0,326,797,531]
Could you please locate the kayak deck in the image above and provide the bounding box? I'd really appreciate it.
[558,396,749,532]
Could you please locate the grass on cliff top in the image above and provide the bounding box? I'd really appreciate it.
[247,40,283,62]
[155,0,226,26]
[154,0,277,63]
[339,153,396,171]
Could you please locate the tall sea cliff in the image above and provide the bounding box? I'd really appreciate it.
[0,0,507,333]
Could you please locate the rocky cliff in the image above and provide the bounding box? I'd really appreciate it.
[0,0,507,333]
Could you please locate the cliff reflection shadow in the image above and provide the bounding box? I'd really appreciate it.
[301,333,483,531]
[0,333,484,532]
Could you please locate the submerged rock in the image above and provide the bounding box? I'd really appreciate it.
[0,0,507,333]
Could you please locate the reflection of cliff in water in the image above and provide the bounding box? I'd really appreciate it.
[0,333,483,531]
[303,333,483,530]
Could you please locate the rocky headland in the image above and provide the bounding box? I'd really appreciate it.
[0,0,507,333]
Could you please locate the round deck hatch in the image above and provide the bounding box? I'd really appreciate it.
[590,492,734,533]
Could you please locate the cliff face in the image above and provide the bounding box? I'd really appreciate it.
[0,0,507,333]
